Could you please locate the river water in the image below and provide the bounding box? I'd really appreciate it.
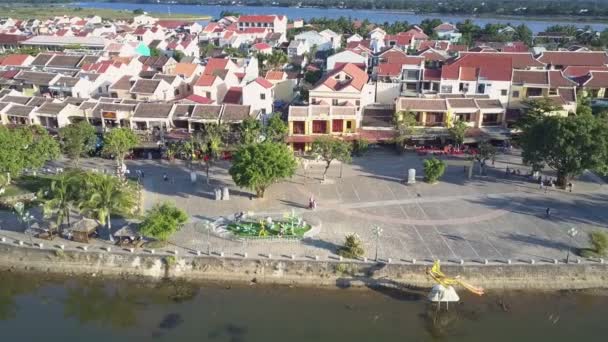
[0,272,607,341]
[72,2,608,33]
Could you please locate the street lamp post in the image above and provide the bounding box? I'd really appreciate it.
[372,225,383,262]
[566,227,578,263]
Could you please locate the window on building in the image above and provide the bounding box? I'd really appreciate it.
[98,87,103,93]
[346,121,353,130]
[312,120,327,134]
[501,89,508,96]
[549,88,558,95]
[457,113,472,122]
[260,93,266,100]
[459,82,469,93]
[332,99,339,105]
[482,113,500,125]
[476,83,486,94]
[527,88,543,97]
[440,85,452,93]
[355,100,360,106]
[332,119,343,133]
[512,90,520,98]
[292,121,305,134]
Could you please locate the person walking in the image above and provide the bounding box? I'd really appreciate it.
[163,173,168,182]
[546,207,551,218]
[539,180,544,191]
[568,182,573,193]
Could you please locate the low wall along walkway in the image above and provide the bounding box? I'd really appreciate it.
[1,241,607,290]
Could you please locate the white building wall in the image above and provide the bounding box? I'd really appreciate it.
[375,82,401,104]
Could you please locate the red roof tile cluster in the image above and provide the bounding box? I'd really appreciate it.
[203,58,229,75]
[0,54,29,66]
[157,20,192,29]
[537,51,608,67]
[265,70,286,80]
[442,54,513,82]
[238,15,276,23]
[184,94,213,104]
[563,66,608,78]
[195,74,217,87]
[459,52,544,69]
[435,23,457,32]
[317,63,368,91]
[223,87,243,104]
[582,71,608,88]
[254,77,273,89]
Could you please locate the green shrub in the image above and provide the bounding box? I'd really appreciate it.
[423,157,446,183]
[164,255,177,266]
[352,139,370,157]
[337,233,365,259]
[590,231,608,256]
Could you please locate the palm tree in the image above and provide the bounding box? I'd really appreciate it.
[197,123,226,185]
[79,173,137,242]
[39,173,77,232]
[266,50,288,71]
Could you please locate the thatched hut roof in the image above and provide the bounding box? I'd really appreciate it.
[113,224,141,238]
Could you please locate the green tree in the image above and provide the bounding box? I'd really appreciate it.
[102,128,139,168]
[514,24,533,46]
[266,50,288,70]
[58,121,97,167]
[474,142,497,175]
[311,136,353,181]
[520,113,608,186]
[197,123,226,184]
[393,111,418,153]
[352,139,370,157]
[173,50,185,62]
[79,173,137,242]
[304,69,323,84]
[150,47,161,57]
[132,8,144,15]
[264,113,288,143]
[0,125,59,182]
[238,117,262,145]
[139,202,188,241]
[337,233,365,259]
[448,120,468,148]
[423,157,446,183]
[39,171,80,231]
[516,97,560,130]
[229,142,297,198]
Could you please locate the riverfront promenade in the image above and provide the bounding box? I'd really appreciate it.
[0,147,606,264]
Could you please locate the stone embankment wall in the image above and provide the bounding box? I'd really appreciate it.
[1,244,607,290]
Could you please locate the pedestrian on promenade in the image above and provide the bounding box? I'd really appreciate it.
[568,182,573,193]
[163,173,168,182]
[140,170,145,178]
[546,207,551,218]
[539,180,544,191]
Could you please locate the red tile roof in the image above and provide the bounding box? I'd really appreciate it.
[203,58,229,75]
[459,52,544,69]
[435,23,457,32]
[184,94,213,104]
[254,77,273,89]
[563,66,608,78]
[377,63,402,77]
[318,63,368,91]
[400,98,447,111]
[442,54,513,81]
[582,71,608,88]
[512,70,548,85]
[537,51,608,67]
[548,70,577,87]
[195,74,217,87]
[265,70,286,80]
[252,42,271,50]
[0,54,29,66]
[423,68,442,81]
[222,87,242,104]
[157,20,191,29]
[238,15,276,23]
[384,34,413,47]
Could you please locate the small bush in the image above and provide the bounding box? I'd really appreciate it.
[423,157,446,183]
[590,231,608,256]
[337,233,365,259]
[164,255,177,266]
[352,139,370,157]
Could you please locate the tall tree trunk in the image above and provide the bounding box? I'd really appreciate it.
[256,187,265,198]
[107,212,113,242]
[557,171,568,188]
[206,163,210,185]
[323,161,331,181]
[66,207,71,227]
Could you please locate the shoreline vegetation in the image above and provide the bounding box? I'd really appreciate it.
[0,4,211,20]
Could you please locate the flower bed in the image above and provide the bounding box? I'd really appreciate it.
[226,215,311,238]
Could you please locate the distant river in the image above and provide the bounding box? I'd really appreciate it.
[72,2,608,33]
[1,272,608,341]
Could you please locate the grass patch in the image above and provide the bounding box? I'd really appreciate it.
[1,174,54,198]
[0,5,210,20]
[144,240,169,249]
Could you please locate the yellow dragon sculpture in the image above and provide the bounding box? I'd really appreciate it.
[427,261,485,296]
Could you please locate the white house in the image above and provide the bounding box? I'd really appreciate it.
[327,50,368,70]
[129,79,175,101]
[346,34,363,43]
[434,23,462,43]
[242,77,275,115]
[320,29,342,50]
[294,31,333,52]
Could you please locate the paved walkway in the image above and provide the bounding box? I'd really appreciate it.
[1,148,606,265]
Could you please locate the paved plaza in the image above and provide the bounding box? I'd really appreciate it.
[1,147,607,264]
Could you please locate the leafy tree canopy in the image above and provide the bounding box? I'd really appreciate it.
[102,128,139,166]
[139,202,188,241]
[0,125,60,176]
[520,113,608,186]
[264,113,288,143]
[311,136,352,180]
[229,142,297,198]
[59,121,97,166]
